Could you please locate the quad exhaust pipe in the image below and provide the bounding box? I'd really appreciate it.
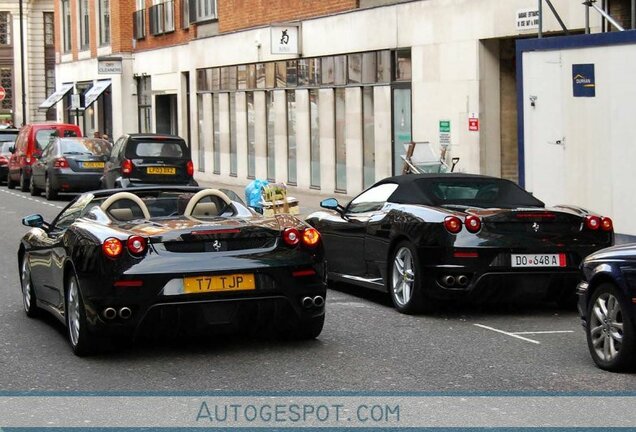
[301,296,325,309]
[102,306,132,320]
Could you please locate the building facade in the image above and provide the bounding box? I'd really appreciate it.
[49,0,632,197]
[0,0,55,127]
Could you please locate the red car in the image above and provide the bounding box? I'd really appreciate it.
[7,123,82,191]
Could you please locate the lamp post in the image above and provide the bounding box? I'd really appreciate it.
[19,0,27,125]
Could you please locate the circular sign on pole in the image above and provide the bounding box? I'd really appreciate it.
[0,86,6,101]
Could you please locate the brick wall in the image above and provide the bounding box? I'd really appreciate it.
[111,0,134,53]
[218,0,358,33]
[54,0,60,59]
[134,0,195,52]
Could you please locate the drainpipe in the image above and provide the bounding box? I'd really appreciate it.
[19,0,27,125]
[538,0,543,38]
[632,0,635,29]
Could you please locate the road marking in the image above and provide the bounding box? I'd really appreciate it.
[0,188,64,209]
[512,330,575,335]
[474,323,541,344]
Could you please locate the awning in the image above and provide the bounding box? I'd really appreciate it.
[83,80,111,109]
[38,83,74,111]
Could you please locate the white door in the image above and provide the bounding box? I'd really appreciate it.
[523,51,566,206]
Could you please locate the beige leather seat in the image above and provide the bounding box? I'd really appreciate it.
[191,202,218,217]
[100,191,151,222]
[108,208,135,221]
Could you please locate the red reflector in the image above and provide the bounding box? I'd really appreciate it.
[453,251,479,258]
[191,229,240,235]
[292,269,317,277]
[515,212,556,219]
[114,280,143,287]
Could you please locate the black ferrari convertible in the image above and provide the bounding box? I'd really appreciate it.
[306,174,614,314]
[19,187,326,355]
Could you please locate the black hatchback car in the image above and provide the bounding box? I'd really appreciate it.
[30,137,112,200]
[578,244,636,372]
[102,134,197,189]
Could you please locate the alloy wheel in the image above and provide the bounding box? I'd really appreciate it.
[67,277,81,347]
[20,259,32,312]
[392,246,415,307]
[589,292,624,362]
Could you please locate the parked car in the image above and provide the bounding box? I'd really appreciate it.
[306,173,614,314]
[102,134,197,189]
[578,245,636,372]
[18,187,325,355]
[30,137,112,200]
[0,142,15,184]
[7,122,82,191]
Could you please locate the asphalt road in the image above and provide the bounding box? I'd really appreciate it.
[0,187,634,392]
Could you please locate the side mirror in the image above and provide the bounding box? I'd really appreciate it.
[9,145,15,154]
[22,214,45,228]
[320,198,345,214]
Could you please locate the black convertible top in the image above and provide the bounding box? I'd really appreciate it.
[377,173,545,208]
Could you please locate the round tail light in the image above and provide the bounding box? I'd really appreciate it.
[585,215,601,230]
[444,216,462,234]
[282,228,301,246]
[102,238,123,258]
[127,235,147,255]
[302,227,321,247]
[601,217,613,232]
[465,215,482,233]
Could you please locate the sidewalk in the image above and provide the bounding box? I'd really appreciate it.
[195,176,354,218]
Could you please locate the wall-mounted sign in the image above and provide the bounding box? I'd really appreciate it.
[572,64,596,97]
[468,113,479,132]
[98,58,122,74]
[439,120,451,147]
[270,25,300,55]
[516,9,539,30]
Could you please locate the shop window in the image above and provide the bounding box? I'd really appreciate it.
[362,52,377,84]
[266,91,275,181]
[286,60,298,87]
[321,57,334,85]
[265,63,275,88]
[309,89,320,188]
[210,68,220,90]
[287,90,296,185]
[335,88,346,192]
[363,87,375,188]
[334,55,347,85]
[196,69,208,91]
[62,0,71,52]
[395,49,412,81]
[212,93,220,174]
[377,50,391,83]
[247,64,256,89]
[229,93,237,176]
[256,63,265,89]
[237,65,247,90]
[79,0,90,49]
[275,61,286,88]
[246,92,255,178]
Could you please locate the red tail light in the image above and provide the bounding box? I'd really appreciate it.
[601,217,613,232]
[444,216,462,234]
[102,238,123,258]
[0,155,7,164]
[464,215,482,233]
[302,227,321,247]
[585,215,601,230]
[186,160,194,176]
[53,157,69,168]
[127,235,147,255]
[122,159,134,176]
[282,228,301,246]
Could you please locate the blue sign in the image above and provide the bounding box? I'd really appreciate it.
[572,64,596,97]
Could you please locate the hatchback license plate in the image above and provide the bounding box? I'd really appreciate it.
[183,274,255,293]
[81,161,104,168]
[147,167,175,175]
[511,253,566,268]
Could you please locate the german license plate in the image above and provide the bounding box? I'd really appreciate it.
[511,253,566,268]
[81,161,104,168]
[147,166,175,175]
[183,274,255,293]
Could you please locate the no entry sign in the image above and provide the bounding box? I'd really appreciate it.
[0,86,6,101]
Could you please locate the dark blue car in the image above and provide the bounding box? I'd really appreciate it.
[578,244,636,372]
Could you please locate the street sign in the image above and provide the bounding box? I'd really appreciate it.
[439,120,451,148]
[468,114,479,132]
[0,86,6,101]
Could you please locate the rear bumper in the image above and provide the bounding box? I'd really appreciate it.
[50,171,103,192]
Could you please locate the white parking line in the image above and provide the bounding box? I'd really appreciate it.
[0,188,64,209]
[474,324,541,344]
[512,330,575,335]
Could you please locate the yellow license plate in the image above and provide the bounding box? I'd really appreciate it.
[147,167,176,175]
[81,161,104,168]
[183,274,255,293]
